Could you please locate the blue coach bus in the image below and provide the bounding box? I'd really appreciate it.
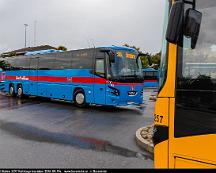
[143,68,159,88]
[0,46,145,107]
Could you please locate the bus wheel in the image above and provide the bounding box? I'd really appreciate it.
[17,85,23,98]
[9,84,15,97]
[74,90,88,108]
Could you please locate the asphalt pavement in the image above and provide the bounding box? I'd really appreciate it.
[0,89,155,168]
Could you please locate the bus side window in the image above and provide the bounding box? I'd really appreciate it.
[95,59,105,78]
[38,56,55,70]
[71,50,93,69]
[19,57,30,70]
[30,58,38,70]
[54,52,72,69]
[8,56,30,70]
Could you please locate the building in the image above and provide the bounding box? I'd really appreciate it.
[1,45,57,58]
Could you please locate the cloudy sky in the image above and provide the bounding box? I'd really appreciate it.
[0,0,166,54]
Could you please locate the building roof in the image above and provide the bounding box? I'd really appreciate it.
[1,45,57,57]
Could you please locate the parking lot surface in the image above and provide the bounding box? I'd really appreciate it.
[0,89,155,168]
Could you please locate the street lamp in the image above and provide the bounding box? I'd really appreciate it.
[34,20,37,46]
[24,24,29,48]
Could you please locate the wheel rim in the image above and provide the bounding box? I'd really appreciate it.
[10,87,14,95]
[18,87,22,96]
[76,93,85,105]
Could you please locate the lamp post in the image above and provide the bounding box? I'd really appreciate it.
[34,20,37,46]
[24,24,28,48]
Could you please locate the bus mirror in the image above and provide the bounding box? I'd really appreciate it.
[166,1,184,44]
[100,49,115,63]
[184,8,202,49]
[109,52,115,63]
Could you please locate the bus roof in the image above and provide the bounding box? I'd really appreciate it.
[97,45,137,52]
[25,49,64,56]
[13,46,137,57]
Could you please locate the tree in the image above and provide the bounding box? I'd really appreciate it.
[10,52,16,57]
[123,43,141,53]
[123,43,160,68]
[57,46,67,51]
[151,52,161,69]
[0,60,9,70]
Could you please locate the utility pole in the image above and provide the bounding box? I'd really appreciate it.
[24,24,29,48]
[34,20,37,46]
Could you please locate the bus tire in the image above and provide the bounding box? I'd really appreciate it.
[17,84,24,98]
[9,84,15,97]
[73,89,88,108]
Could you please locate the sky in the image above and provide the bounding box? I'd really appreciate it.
[0,0,166,54]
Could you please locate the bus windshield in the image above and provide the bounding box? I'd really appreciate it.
[109,50,143,82]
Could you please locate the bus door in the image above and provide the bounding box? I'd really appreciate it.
[29,57,39,96]
[93,52,106,105]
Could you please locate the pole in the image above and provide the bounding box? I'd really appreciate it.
[24,24,28,48]
[34,21,37,46]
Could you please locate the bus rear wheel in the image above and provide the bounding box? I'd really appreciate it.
[17,85,24,98]
[74,90,88,108]
[9,85,15,97]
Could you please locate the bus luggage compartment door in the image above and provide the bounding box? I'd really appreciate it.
[29,58,39,96]
[29,70,38,96]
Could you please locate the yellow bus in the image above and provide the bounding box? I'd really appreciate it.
[153,0,216,168]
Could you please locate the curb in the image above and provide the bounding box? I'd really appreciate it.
[135,126,154,154]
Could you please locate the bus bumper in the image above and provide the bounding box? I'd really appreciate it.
[106,94,144,107]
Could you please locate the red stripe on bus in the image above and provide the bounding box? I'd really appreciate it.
[37,76,68,83]
[71,77,143,86]
[111,81,144,86]
[5,76,17,80]
[72,77,107,84]
[6,75,68,83]
[5,76,106,84]
[5,75,144,86]
[144,80,158,83]
[29,76,38,81]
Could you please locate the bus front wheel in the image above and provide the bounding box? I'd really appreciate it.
[73,90,88,108]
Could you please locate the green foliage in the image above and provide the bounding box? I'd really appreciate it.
[57,46,67,51]
[151,52,161,69]
[123,43,141,53]
[123,43,161,69]
[0,60,9,70]
[141,56,150,68]
[8,52,16,57]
